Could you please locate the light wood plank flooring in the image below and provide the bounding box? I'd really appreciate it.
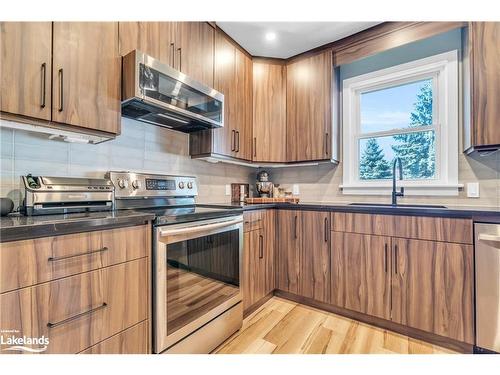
[215,297,458,354]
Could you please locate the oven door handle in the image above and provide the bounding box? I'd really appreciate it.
[158,217,243,237]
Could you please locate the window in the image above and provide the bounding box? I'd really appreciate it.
[342,51,460,196]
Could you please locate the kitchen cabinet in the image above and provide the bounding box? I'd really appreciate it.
[464,22,500,152]
[276,210,330,303]
[119,22,161,59]
[0,225,151,354]
[190,30,253,161]
[52,22,120,134]
[331,232,391,320]
[252,59,287,162]
[391,238,474,344]
[242,210,275,312]
[286,50,332,162]
[0,22,52,121]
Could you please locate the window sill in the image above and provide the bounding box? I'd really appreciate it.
[340,183,463,196]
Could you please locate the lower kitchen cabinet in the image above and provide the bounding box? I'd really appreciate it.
[80,321,149,354]
[330,232,391,320]
[391,238,474,344]
[242,210,275,312]
[277,210,331,304]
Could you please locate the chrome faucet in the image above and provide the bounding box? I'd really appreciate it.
[392,157,404,205]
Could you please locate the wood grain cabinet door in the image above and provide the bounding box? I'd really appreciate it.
[0,22,52,120]
[233,48,253,161]
[52,22,120,134]
[391,238,474,344]
[261,210,276,296]
[286,49,332,162]
[212,30,237,157]
[300,211,331,303]
[119,22,161,59]
[470,22,500,148]
[252,60,286,162]
[330,232,391,320]
[176,22,215,86]
[276,210,302,294]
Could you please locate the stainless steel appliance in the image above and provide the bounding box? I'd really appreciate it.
[21,175,113,215]
[121,50,224,132]
[255,170,273,198]
[475,223,500,353]
[108,171,243,354]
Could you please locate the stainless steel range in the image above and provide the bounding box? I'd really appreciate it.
[107,171,243,354]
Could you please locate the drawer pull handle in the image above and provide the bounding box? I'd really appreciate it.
[244,219,262,225]
[47,303,107,329]
[47,247,108,262]
[259,234,264,259]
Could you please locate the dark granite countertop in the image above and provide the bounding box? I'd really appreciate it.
[209,201,500,223]
[0,210,155,243]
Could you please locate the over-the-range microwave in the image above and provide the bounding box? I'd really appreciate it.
[121,50,224,133]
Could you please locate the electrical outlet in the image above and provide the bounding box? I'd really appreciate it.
[225,184,231,196]
[466,182,480,198]
[292,184,300,196]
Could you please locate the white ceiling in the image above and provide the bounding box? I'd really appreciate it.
[217,22,381,59]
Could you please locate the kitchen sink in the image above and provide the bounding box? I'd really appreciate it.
[348,203,447,209]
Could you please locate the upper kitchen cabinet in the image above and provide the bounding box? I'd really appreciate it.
[286,50,333,162]
[190,29,253,161]
[119,22,161,59]
[52,22,121,134]
[252,59,287,163]
[463,22,500,153]
[0,22,52,121]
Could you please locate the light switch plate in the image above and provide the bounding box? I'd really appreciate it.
[292,184,300,196]
[225,184,231,196]
[466,182,480,198]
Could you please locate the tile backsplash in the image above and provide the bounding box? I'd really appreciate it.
[0,118,254,209]
[0,117,498,210]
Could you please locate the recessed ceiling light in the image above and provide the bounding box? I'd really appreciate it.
[265,31,277,42]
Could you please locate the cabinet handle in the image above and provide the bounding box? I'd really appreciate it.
[384,243,388,273]
[177,47,182,71]
[40,63,46,108]
[259,234,264,259]
[58,68,64,112]
[170,43,175,67]
[325,132,329,156]
[47,303,107,329]
[231,130,236,151]
[47,247,108,262]
[294,215,298,239]
[253,137,257,157]
[324,217,328,242]
[394,244,398,274]
[236,131,240,152]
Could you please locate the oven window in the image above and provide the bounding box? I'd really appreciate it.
[165,229,240,336]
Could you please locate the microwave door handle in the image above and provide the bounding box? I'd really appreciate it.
[158,217,243,237]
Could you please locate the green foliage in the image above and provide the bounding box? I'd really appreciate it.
[392,81,436,179]
[360,138,392,180]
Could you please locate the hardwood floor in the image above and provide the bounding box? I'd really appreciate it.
[215,297,458,354]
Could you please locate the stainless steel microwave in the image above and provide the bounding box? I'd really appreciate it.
[122,50,224,132]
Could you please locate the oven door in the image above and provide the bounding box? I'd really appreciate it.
[154,215,243,353]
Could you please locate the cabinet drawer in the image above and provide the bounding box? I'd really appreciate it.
[79,320,149,354]
[331,213,472,244]
[0,224,150,293]
[0,258,148,354]
[243,210,264,232]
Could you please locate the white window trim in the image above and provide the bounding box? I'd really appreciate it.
[341,50,460,196]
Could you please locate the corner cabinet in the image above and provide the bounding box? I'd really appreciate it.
[463,22,500,153]
[286,50,333,162]
[1,22,121,135]
[252,59,287,163]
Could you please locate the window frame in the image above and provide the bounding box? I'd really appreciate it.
[341,50,460,196]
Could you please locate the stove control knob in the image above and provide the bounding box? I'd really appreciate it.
[117,179,129,189]
[132,180,141,190]
[178,181,185,189]
[187,181,193,189]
